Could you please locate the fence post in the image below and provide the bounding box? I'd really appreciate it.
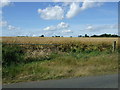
[112,41,116,52]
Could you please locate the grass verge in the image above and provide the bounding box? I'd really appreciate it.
[2,50,118,84]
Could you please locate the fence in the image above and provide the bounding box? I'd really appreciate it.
[1,41,117,52]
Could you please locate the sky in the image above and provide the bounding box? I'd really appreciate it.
[0,1,118,37]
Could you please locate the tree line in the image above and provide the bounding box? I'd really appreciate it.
[17,33,119,37]
[80,34,119,37]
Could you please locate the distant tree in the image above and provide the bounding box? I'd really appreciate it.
[17,36,26,37]
[55,36,60,37]
[100,34,112,37]
[91,33,119,37]
[40,35,44,37]
[70,36,72,38]
[85,34,89,37]
[111,34,118,37]
[78,35,82,37]
[91,35,98,37]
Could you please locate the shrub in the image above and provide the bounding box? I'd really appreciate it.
[2,45,25,67]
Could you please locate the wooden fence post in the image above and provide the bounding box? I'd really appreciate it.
[113,41,116,52]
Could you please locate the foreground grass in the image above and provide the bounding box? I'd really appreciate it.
[3,51,118,84]
[2,37,119,84]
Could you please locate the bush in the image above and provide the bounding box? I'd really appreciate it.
[2,45,25,67]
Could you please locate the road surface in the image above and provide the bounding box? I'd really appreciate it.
[3,74,118,88]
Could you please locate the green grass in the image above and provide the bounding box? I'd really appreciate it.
[2,49,118,84]
[2,37,119,84]
[2,46,25,67]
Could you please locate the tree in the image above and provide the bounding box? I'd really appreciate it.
[78,35,82,37]
[91,33,119,37]
[40,35,44,37]
[85,34,89,37]
[55,35,60,37]
[91,35,98,37]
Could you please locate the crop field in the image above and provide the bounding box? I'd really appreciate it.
[2,37,119,44]
[1,37,119,84]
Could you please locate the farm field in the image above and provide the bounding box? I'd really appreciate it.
[2,37,119,84]
[1,37,119,45]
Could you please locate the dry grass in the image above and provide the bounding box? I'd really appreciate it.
[1,37,119,45]
[3,52,118,84]
[2,37,119,84]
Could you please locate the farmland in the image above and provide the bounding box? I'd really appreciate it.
[2,37,119,84]
[2,37,119,45]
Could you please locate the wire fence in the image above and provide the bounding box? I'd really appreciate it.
[1,43,62,46]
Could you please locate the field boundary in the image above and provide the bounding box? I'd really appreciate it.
[2,43,62,45]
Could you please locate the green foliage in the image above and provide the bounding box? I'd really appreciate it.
[2,42,115,67]
[3,64,23,79]
[2,51,118,84]
[2,37,119,84]
[2,46,25,67]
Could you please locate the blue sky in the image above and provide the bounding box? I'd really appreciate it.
[1,2,118,37]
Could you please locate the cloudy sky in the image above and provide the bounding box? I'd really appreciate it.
[1,1,118,37]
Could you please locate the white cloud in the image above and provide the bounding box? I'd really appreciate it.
[38,6,64,20]
[81,1,103,10]
[0,20,20,30]
[85,24,118,31]
[81,2,96,10]
[57,22,69,29]
[8,25,20,30]
[110,24,118,29]
[66,1,103,18]
[43,22,72,36]
[62,29,73,33]
[43,26,56,31]
[43,22,69,31]
[66,2,80,19]
[85,25,94,30]
[37,1,103,19]
[0,0,19,31]
[0,0,10,8]
[0,21,7,27]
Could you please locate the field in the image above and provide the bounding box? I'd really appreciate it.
[2,37,119,44]
[2,37,119,84]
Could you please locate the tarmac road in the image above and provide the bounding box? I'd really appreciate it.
[3,74,118,88]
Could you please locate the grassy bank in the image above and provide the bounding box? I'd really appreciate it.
[2,37,119,84]
[2,46,118,84]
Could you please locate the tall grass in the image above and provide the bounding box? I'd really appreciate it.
[2,37,119,84]
[2,46,25,67]
[3,51,118,84]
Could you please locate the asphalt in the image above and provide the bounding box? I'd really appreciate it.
[3,74,118,88]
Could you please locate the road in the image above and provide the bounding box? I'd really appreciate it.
[3,74,118,88]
